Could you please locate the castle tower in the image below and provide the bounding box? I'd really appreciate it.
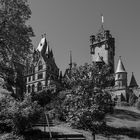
[115,57,127,88]
[129,72,138,88]
[90,16,115,73]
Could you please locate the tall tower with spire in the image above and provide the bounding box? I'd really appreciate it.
[115,57,127,88]
[90,15,115,73]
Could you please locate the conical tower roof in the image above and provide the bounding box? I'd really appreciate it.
[115,57,126,73]
[129,72,138,88]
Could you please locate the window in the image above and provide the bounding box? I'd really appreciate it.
[25,78,27,83]
[37,82,42,91]
[32,84,35,93]
[38,73,43,79]
[118,74,120,79]
[38,61,43,71]
[28,76,31,82]
[33,75,35,81]
[28,85,31,93]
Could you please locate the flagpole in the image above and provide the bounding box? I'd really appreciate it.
[101,14,104,30]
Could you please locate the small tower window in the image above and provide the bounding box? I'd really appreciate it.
[118,74,120,79]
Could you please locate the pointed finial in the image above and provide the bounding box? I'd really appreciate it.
[44,33,46,38]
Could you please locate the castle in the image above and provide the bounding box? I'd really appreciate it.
[24,35,62,94]
[24,20,140,102]
[90,22,139,101]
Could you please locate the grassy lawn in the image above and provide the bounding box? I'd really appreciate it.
[106,106,140,129]
[104,106,140,140]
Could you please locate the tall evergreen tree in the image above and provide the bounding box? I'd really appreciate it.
[0,0,34,93]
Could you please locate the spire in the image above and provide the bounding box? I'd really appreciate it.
[69,50,72,69]
[46,41,50,55]
[129,72,138,88]
[115,56,126,73]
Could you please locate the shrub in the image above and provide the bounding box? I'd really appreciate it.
[119,101,130,107]
[0,133,24,140]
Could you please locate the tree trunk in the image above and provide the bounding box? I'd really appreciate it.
[92,132,95,140]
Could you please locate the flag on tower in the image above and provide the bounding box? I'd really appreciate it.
[101,14,104,24]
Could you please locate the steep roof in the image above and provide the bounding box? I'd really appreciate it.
[36,37,46,52]
[129,72,138,88]
[115,57,126,73]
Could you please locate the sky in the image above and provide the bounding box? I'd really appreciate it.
[28,0,140,85]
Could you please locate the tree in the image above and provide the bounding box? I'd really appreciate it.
[0,92,43,136]
[32,89,53,108]
[59,63,114,140]
[0,0,34,93]
[0,133,24,140]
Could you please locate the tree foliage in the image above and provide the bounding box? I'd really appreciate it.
[0,92,43,135]
[0,0,34,91]
[0,133,24,140]
[32,89,53,108]
[58,63,114,134]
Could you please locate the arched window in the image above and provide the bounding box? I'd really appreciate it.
[28,85,31,93]
[38,61,43,71]
[32,84,35,93]
[37,82,42,91]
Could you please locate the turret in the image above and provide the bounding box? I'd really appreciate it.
[129,72,138,88]
[115,57,127,88]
